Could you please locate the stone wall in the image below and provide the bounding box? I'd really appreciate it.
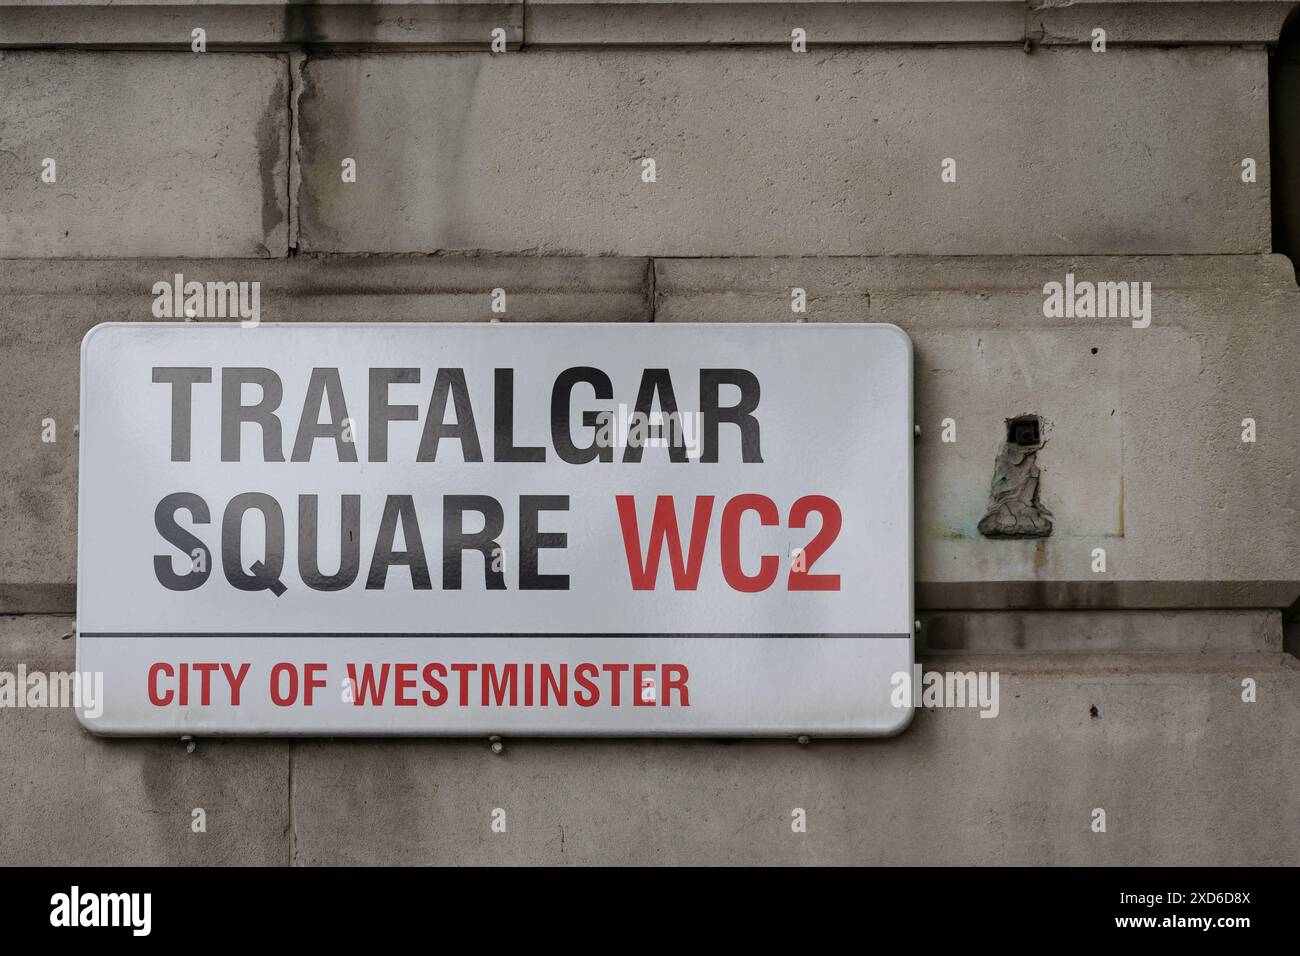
[1,0,1296,864]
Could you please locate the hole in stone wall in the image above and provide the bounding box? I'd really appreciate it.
[1006,414,1042,447]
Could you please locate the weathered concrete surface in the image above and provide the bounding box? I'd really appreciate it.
[0,1,523,50]
[288,668,1296,865]
[0,254,650,324]
[287,616,1298,865]
[1028,0,1299,45]
[296,47,1269,256]
[920,609,1283,654]
[0,615,290,865]
[6,1,1290,48]
[4,612,1289,865]
[524,0,1026,45]
[2,255,1294,613]
[0,52,289,257]
[656,254,1300,609]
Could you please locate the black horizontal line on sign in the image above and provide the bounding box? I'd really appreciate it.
[77,632,912,640]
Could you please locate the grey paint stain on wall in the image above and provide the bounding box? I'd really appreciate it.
[978,415,1054,539]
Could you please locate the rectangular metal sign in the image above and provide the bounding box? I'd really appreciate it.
[77,323,913,736]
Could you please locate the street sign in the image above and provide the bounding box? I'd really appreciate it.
[77,323,913,736]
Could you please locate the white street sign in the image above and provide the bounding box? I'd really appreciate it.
[77,323,913,736]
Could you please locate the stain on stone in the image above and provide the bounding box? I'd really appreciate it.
[256,70,288,251]
[922,614,965,650]
[283,0,327,47]
[1089,705,1100,719]
[978,414,1053,539]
